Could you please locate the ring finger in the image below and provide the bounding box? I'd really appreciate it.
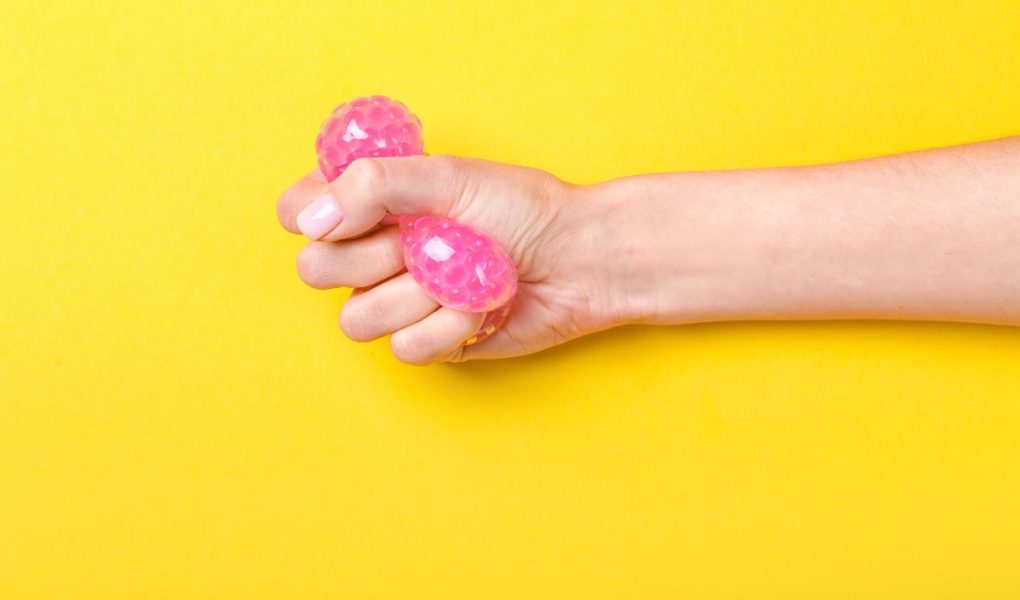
[339,272,440,342]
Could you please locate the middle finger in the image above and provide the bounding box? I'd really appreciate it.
[296,227,404,289]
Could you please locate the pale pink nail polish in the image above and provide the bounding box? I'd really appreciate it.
[297,194,342,239]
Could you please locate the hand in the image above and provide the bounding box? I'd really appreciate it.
[279,139,1020,364]
[277,156,626,364]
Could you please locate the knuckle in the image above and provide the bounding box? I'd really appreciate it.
[390,330,432,366]
[374,234,404,272]
[426,155,468,210]
[339,298,382,342]
[428,154,461,177]
[276,191,297,229]
[342,157,386,192]
[533,169,563,195]
[295,244,329,289]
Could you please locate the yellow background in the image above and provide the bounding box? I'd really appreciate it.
[2,0,1019,597]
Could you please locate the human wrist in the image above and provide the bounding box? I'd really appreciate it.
[572,171,779,327]
[554,181,641,329]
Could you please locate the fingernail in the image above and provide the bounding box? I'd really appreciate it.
[297,194,343,239]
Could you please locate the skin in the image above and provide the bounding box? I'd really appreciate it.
[277,136,1020,365]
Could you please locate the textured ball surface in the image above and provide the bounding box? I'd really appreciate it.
[399,215,517,313]
[316,95,423,182]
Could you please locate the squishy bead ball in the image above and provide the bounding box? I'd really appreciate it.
[315,95,423,182]
[399,215,518,313]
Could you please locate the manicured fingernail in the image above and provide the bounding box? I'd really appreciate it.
[297,194,342,239]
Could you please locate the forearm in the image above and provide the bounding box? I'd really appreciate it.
[581,137,1020,326]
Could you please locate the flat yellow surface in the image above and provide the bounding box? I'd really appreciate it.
[2,1,1019,597]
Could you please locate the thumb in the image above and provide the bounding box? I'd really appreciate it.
[297,155,466,241]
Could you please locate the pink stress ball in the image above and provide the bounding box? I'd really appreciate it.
[316,95,517,345]
[315,96,424,181]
